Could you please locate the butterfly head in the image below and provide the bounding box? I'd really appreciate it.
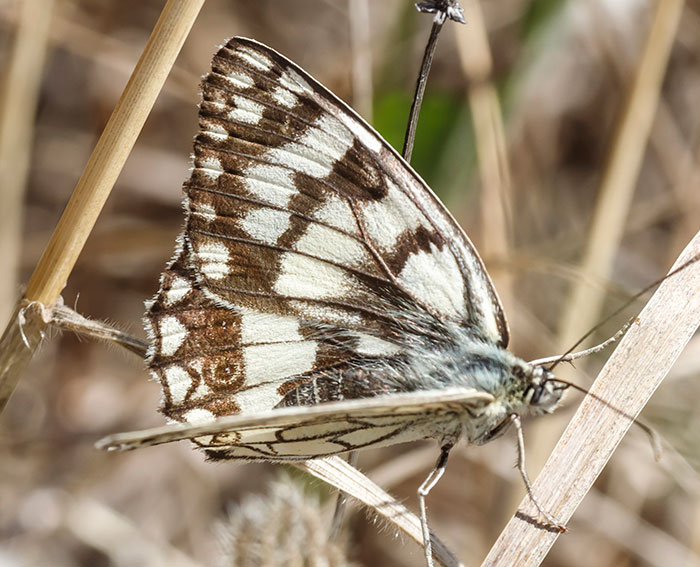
[466,360,567,446]
[522,365,566,416]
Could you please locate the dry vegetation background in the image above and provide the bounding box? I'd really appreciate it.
[1,0,699,566]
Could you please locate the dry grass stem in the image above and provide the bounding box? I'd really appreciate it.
[0,0,53,326]
[0,0,202,414]
[300,457,463,567]
[51,303,147,357]
[23,0,203,306]
[481,230,700,566]
[557,0,686,350]
[348,0,373,121]
[454,0,513,283]
[0,300,50,413]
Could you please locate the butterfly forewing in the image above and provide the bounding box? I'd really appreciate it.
[144,37,510,456]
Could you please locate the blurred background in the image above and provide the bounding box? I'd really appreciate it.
[1,0,699,565]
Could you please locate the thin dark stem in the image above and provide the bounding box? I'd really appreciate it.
[403,1,465,161]
[402,18,444,162]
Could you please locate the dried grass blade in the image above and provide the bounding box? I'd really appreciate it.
[300,457,464,567]
[482,230,700,566]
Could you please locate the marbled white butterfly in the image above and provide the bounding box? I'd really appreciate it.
[98,37,568,565]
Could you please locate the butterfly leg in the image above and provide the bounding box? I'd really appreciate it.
[418,447,450,567]
[510,414,566,531]
[51,303,147,357]
[528,318,635,367]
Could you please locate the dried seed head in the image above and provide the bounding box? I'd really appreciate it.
[216,476,355,567]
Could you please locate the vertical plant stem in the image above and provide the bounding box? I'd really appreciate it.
[455,0,513,256]
[0,0,204,414]
[403,18,444,161]
[348,0,373,122]
[557,0,685,351]
[454,0,513,308]
[0,0,54,327]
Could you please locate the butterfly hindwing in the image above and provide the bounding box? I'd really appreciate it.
[97,388,494,459]
[146,246,372,419]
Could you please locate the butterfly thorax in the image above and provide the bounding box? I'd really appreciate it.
[440,335,564,446]
[274,321,564,449]
[369,323,565,447]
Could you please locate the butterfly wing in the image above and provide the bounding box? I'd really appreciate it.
[145,37,507,428]
[97,388,493,459]
[187,38,507,343]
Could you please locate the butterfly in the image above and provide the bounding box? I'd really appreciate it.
[98,37,568,566]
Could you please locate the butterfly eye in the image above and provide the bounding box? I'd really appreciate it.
[530,384,545,405]
[527,377,565,413]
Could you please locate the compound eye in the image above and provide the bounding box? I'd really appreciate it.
[530,384,544,405]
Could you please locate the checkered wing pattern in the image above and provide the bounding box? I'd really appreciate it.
[144,38,507,456]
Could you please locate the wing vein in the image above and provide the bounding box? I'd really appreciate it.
[187,184,362,242]
[189,227,393,285]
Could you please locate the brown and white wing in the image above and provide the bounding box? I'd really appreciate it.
[97,388,493,460]
[186,37,507,345]
[144,37,507,427]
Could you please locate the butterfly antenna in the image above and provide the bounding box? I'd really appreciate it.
[547,254,700,372]
[542,380,663,461]
[543,377,587,396]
